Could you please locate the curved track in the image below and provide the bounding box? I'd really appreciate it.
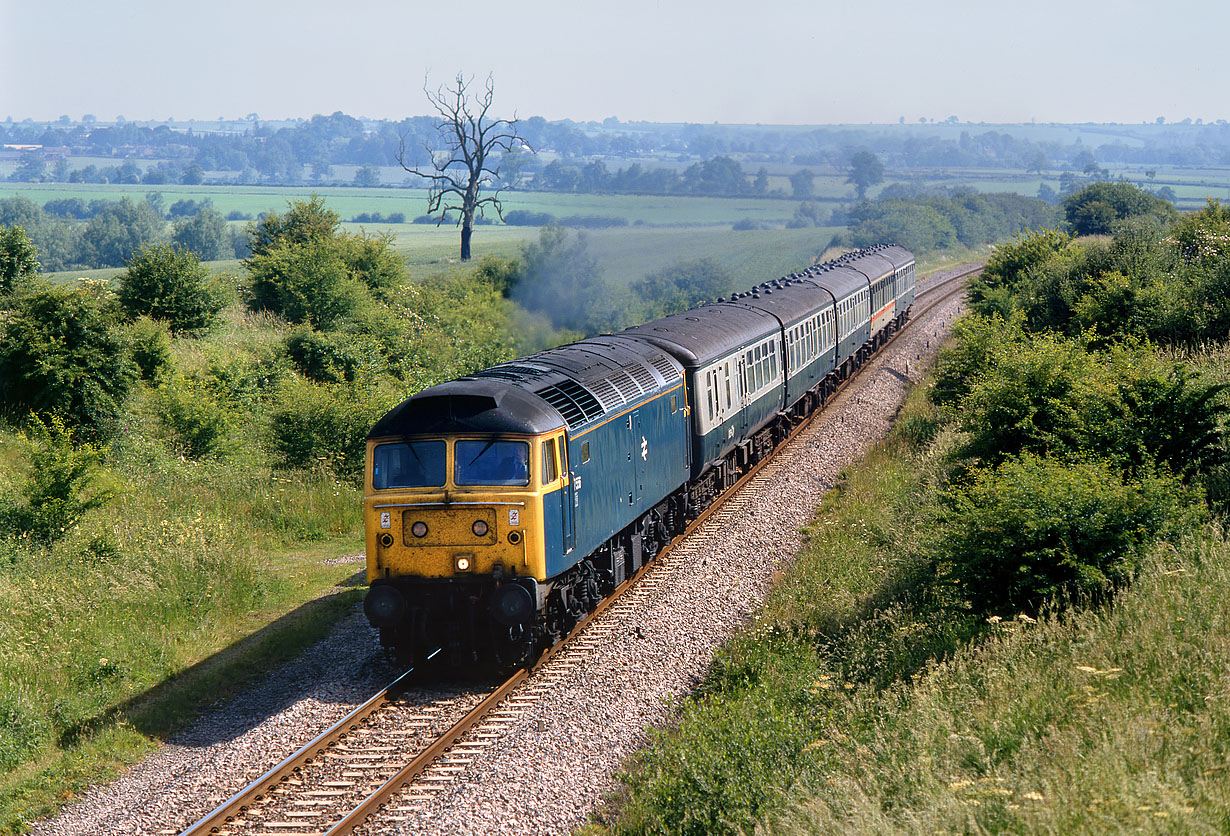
[181,265,976,836]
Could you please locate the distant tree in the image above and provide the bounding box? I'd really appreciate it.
[172,206,230,261]
[52,158,70,182]
[1026,150,1048,174]
[10,153,45,182]
[753,167,770,195]
[80,198,166,267]
[353,165,380,187]
[181,163,204,185]
[398,73,533,260]
[846,151,884,199]
[1,224,41,293]
[1063,182,1177,236]
[789,168,815,199]
[117,243,224,334]
[145,191,166,217]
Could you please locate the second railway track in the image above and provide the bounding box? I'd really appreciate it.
[180,265,975,836]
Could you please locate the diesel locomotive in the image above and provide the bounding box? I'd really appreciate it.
[362,245,916,668]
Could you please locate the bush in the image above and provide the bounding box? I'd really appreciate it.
[1063,181,1177,236]
[267,380,395,479]
[129,317,174,382]
[284,326,387,383]
[0,415,116,546]
[155,378,232,459]
[1,224,41,294]
[117,243,224,334]
[733,218,767,231]
[0,281,136,438]
[944,454,1197,613]
[247,237,368,328]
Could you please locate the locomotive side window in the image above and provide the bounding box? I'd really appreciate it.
[372,441,446,489]
[455,440,530,486]
[671,395,678,413]
[541,438,558,485]
[581,441,590,464]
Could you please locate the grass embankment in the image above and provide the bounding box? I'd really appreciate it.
[0,311,373,833]
[598,380,1230,836]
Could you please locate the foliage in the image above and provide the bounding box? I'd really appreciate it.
[0,197,80,272]
[128,316,174,382]
[944,454,1197,613]
[847,190,1058,255]
[243,194,339,263]
[79,197,165,267]
[171,206,230,261]
[244,196,405,326]
[267,379,396,479]
[0,224,40,294]
[0,415,116,547]
[0,281,136,438]
[247,236,368,328]
[503,209,556,226]
[116,243,224,334]
[1062,181,1177,236]
[633,258,736,319]
[155,377,233,459]
[846,150,884,199]
[284,326,387,383]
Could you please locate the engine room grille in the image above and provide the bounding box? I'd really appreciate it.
[535,380,605,429]
[628,364,657,392]
[650,354,680,381]
[608,370,643,401]
[586,377,623,410]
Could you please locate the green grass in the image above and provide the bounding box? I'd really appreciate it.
[597,371,1230,836]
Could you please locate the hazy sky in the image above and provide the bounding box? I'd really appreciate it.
[4,0,1227,125]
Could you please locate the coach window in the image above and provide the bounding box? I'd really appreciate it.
[541,438,559,485]
[724,364,733,409]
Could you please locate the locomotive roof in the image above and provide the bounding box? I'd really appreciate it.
[617,302,781,367]
[368,377,567,438]
[368,334,685,438]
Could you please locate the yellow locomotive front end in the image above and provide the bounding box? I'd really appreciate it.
[365,433,567,584]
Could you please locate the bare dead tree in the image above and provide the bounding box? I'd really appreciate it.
[398,73,531,261]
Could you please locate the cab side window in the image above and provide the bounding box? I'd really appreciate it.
[541,438,558,484]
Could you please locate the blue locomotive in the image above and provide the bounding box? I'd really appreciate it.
[362,245,915,667]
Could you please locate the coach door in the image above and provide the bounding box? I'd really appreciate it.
[631,409,647,508]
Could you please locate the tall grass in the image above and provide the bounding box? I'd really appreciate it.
[599,379,1230,836]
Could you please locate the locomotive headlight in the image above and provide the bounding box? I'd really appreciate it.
[411,521,428,538]
[455,555,472,572]
[472,520,489,537]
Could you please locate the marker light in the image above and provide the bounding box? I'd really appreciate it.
[411,521,428,538]
[455,555,472,571]
[472,520,489,537]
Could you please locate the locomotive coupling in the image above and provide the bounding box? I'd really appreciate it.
[364,582,407,629]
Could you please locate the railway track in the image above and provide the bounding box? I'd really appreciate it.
[180,264,975,836]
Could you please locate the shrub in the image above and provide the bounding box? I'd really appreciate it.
[129,316,174,382]
[944,454,1197,614]
[155,378,231,459]
[247,237,368,328]
[1,223,41,294]
[0,281,136,438]
[117,243,224,334]
[1063,181,1177,236]
[267,380,395,479]
[284,327,386,383]
[0,415,116,546]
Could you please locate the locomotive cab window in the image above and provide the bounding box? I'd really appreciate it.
[372,440,446,489]
[541,438,559,485]
[454,440,530,487]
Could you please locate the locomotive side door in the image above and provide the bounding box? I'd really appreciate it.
[631,409,646,508]
[560,437,575,555]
